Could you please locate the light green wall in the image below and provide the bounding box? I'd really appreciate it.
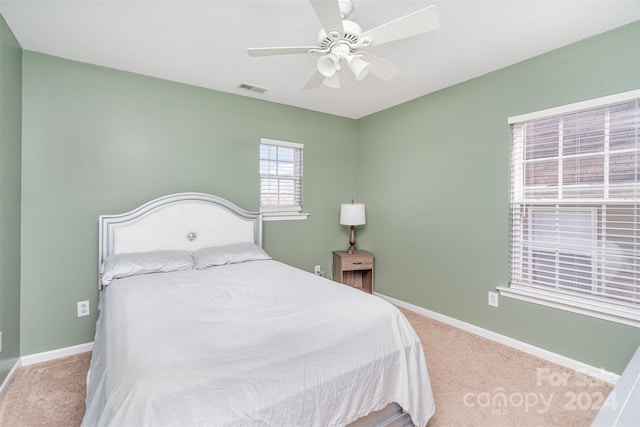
[20,51,357,355]
[357,22,640,374]
[0,13,22,383]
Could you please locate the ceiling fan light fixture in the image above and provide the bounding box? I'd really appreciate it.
[322,72,341,88]
[317,53,340,77]
[348,55,371,81]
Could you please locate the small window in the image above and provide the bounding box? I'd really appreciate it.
[259,138,308,221]
[504,91,639,327]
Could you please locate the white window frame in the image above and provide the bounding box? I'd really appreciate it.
[259,138,309,221]
[500,89,640,328]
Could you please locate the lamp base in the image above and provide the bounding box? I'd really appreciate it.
[347,225,358,254]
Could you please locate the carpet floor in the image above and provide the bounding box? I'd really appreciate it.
[0,307,612,426]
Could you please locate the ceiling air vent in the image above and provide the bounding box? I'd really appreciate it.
[237,83,267,94]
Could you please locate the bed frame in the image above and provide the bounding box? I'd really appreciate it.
[97,192,414,427]
[98,192,262,289]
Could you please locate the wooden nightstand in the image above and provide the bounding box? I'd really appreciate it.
[332,250,374,294]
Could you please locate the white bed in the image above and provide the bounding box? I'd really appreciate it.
[83,193,435,426]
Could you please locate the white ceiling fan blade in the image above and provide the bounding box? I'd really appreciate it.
[303,71,325,90]
[247,46,316,57]
[361,5,439,48]
[360,52,400,81]
[309,0,344,35]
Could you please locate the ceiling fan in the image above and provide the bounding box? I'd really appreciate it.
[247,0,440,89]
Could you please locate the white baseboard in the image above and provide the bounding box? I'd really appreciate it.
[0,358,22,400]
[21,342,93,367]
[376,292,620,385]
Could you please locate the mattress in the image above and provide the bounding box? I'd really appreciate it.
[82,259,435,426]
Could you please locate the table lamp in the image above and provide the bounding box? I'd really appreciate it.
[340,200,366,254]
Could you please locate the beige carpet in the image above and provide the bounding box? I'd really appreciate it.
[400,308,612,426]
[0,308,612,426]
[0,352,90,426]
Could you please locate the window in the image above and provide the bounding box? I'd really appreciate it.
[259,138,308,221]
[502,91,639,327]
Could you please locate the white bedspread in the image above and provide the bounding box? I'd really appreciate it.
[83,260,435,426]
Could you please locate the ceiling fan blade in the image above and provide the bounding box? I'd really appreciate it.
[303,71,325,90]
[309,0,344,35]
[361,5,439,48]
[360,52,400,81]
[247,46,316,57]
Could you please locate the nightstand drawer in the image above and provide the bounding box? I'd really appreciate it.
[341,256,374,270]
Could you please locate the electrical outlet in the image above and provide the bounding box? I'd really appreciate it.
[314,265,322,275]
[488,291,499,308]
[77,300,90,317]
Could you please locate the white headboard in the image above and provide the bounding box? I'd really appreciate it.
[98,192,262,288]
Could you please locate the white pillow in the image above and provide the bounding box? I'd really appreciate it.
[101,250,194,286]
[193,242,271,270]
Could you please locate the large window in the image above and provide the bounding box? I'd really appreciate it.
[259,138,308,221]
[503,91,639,327]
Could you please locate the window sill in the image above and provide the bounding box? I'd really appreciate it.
[497,285,639,328]
[262,212,310,222]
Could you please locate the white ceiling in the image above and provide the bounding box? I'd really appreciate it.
[1,0,638,119]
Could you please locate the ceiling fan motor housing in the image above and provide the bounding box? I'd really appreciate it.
[318,20,364,50]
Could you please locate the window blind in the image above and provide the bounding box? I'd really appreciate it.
[509,94,639,325]
[259,138,303,213]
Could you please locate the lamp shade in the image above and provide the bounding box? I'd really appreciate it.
[340,203,366,226]
[322,72,341,88]
[317,53,339,77]
[348,56,371,81]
